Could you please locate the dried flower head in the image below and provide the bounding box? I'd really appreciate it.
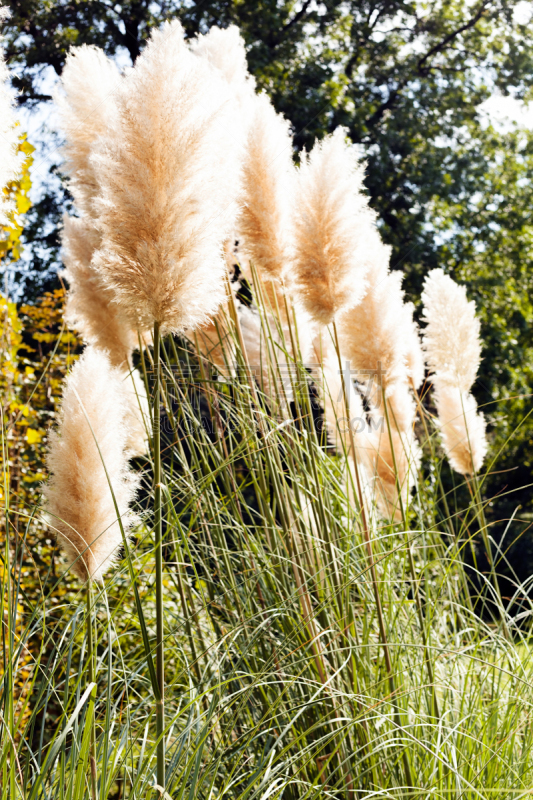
[292,128,379,325]
[62,214,137,367]
[189,24,256,115]
[56,46,144,365]
[434,386,487,474]
[421,268,481,392]
[237,92,295,283]
[92,20,242,334]
[370,418,420,519]
[422,268,487,475]
[44,347,140,582]
[336,253,422,518]
[55,45,121,218]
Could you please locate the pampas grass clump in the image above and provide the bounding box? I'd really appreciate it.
[44,347,139,582]
[422,268,487,474]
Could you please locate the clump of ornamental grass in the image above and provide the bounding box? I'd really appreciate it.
[10,295,533,800]
[14,19,527,800]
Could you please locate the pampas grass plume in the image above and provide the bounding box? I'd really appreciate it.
[92,21,242,334]
[121,368,152,458]
[62,214,138,367]
[56,47,142,366]
[422,268,487,474]
[0,6,20,224]
[55,45,121,218]
[190,25,256,115]
[44,347,139,582]
[293,128,377,325]
[237,92,295,283]
[422,268,481,392]
[434,385,487,474]
[336,251,422,517]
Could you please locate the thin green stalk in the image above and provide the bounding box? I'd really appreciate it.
[153,319,165,791]
[382,393,441,722]
[86,581,98,800]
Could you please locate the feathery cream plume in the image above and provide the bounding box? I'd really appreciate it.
[186,51,308,396]
[421,268,487,474]
[337,256,408,411]
[190,24,256,369]
[121,368,152,458]
[237,92,295,283]
[189,24,256,116]
[336,252,422,517]
[56,46,144,367]
[0,6,20,224]
[62,215,137,367]
[44,347,140,582]
[292,127,378,326]
[234,88,303,392]
[55,45,121,218]
[92,20,242,334]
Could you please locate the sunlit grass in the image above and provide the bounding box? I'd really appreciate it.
[3,272,533,799]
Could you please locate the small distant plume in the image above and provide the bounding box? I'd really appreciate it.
[292,128,378,326]
[422,268,487,474]
[44,347,139,582]
[190,314,234,373]
[312,333,377,509]
[0,6,20,224]
[92,20,242,334]
[402,301,425,392]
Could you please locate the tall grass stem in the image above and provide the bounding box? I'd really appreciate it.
[153,319,165,789]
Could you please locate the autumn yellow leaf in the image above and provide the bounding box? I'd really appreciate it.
[26,429,43,445]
